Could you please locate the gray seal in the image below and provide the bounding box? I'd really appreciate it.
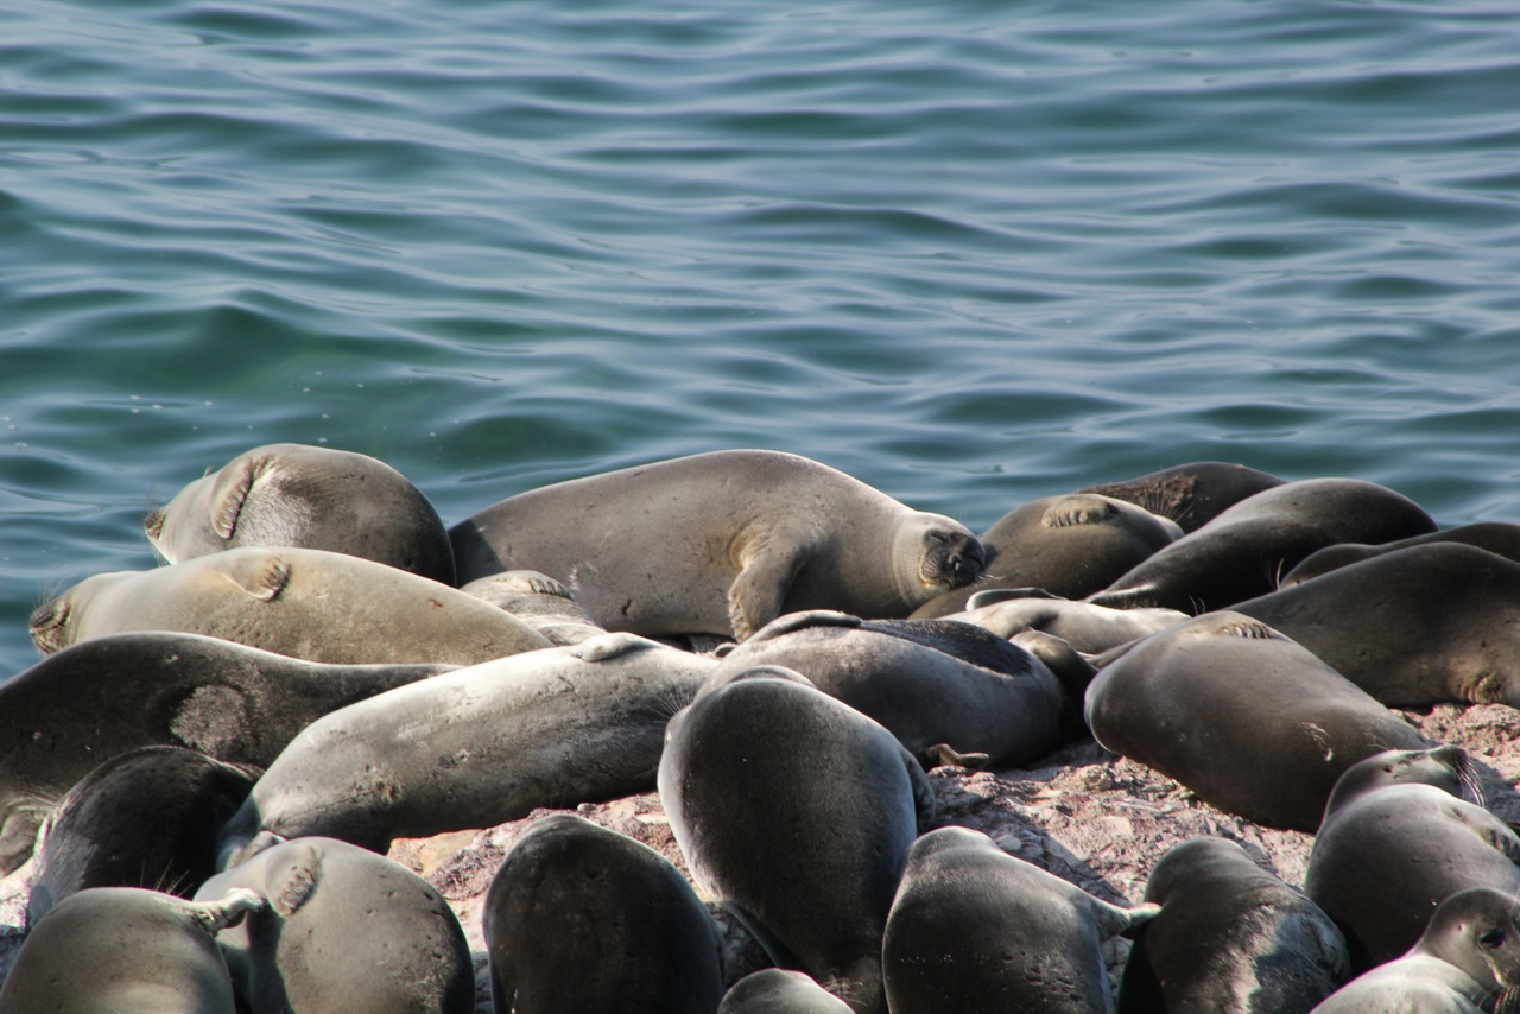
[221,633,716,859]
[483,814,725,1014]
[882,825,1158,1014]
[449,449,985,640]
[1087,478,1436,613]
[718,970,855,1014]
[196,836,473,1014]
[459,570,607,645]
[1117,837,1350,1014]
[944,588,1188,653]
[659,666,936,1014]
[1077,461,1285,533]
[145,442,456,585]
[1084,611,1430,831]
[30,545,552,664]
[0,631,451,876]
[1307,887,1520,1014]
[1238,543,1520,708]
[0,885,263,1014]
[1305,745,1520,971]
[1279,522,1520,587]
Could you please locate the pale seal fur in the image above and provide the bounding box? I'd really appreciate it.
[945,588,1188,653]
[718,970,855,1014]
[145,442,456,585]
[448,449,985,639]
[882,825,1159,1014]
[458,570,607,645]
[221,633,716,859]
[30,545,551,664]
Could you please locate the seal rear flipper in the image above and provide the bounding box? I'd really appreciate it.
[728,537,812,641]
[183,887,266,934]
[923,743,990,771]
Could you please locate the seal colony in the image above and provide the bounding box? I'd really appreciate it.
[3,442,1520,1014]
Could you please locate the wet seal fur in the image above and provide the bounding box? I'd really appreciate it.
[882,825,1159,1014]
[30,545,551,664]
[1084,610,1430,831]
[449,449,985,640]
[145,442,456,585]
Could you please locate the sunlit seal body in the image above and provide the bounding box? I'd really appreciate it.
[145,442,456,585]
[1084,611,1429,831]
[1308,888,1520,1014]
[1238,543,1520,707]
[449,449,985,640]
[222,633,716,859]
[27,746,258,927]
[659,666,935,1014]
[196,836,473,1014]
[0,886,263,1014]
[944,589,1188,654]
[459,570,607,645]
[1087,478,1436,613]
[1279,522,1520,587]
[1117,837,1350,1014]
[710,610,1070,769]
[483,814,724,1014]
[912,493,1181,616]
[30,546,551,664]
[718,970,855,1014]
[0,632,450,876]
[1077,462,1285,533]
[1305,746,1520,971]
[882,825,1158,1014]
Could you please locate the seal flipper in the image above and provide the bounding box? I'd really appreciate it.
[964,588,1062,610]
[896,742,937,833]
[184,887,266,934]
[570,632,660,662]
[215,551,292,602]
[728,535,813,640]
[264,840,323,916]
[207,454,272,541]
[924,743,991,771]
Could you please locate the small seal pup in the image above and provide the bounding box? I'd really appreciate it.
[0,885,263,1014]
[659,666,935,1014]
[1087,478,1436,613]
[1305,745,1520,971]
[1077,462,1285,533]
[0,632,452,876]
[30,545,552,664]
[709,610,1070,769]
[911,493,1182,616]
[943,588,1188,653]
[196,836,474,1014]
[26,745,259,927]
[1237,543,1520,707]
[1307,888,1520,1014]
[483,814,725,1014]
[882,825,1159,1014]
[1278,522,1520,587]
[145,442,457,585]
[1117,837,1350,1014]
[221,633,716,859]
[458,570,607,645]
[1084,611,1430,831]
[448,449,985,639]
[718,970,855,1014]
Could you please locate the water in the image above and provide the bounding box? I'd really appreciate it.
[4,0,1520,677]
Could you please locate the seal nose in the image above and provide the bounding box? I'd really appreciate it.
[951,540,986,585]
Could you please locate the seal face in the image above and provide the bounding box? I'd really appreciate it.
[1118,837,1350,1014]
[483,814,725,1014]
[197,837,473,1014]
[1083,610,1430,831]
[882,825,1157,1014]
[659,667,935,1014]
[146,442,457,585]
[448,450,985,640]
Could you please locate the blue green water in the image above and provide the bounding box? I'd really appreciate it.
[5,0,1520,676]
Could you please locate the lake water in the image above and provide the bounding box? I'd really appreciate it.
[5,0,1520,677]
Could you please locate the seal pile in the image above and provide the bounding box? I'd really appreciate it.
[3,443,1519,1014]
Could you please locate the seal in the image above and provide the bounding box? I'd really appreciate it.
[1305,745,1520,971]
[1238,543,1520,708]
[459,570,607,645]
[145,442,457,585]
[221,632,716,860]
[1307,887,1520,1014]
[1117,836,1350,1014]
[448,449,985,639]
[1086,478,1436,614]
[1084,611,1430,831]
[882,825,1158,1014]
[26,745,259,927]
[30,545,552,664]
[0,885,264,1014]
[0,631,452,876]
[943,588,1188,653]
[709,610,1070,769]
[1076,461,1285,533]
[911,493,1181,616]
[195,836,474,1014]
[1279,522,1520,587]
[483,814,725,1014]
[659,665,936,1014]
[718,970,855,1014]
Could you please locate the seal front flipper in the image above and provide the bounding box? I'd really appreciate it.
[264,839,323,916]
[207,452,273,540]
[728,534,813,640]
[215,551,292,602]
[924,743,990,771]
[184,886,266,934]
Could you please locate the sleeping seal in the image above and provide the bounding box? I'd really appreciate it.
[449,449,985,639]
[1077,462,1285,533]
[1278,522,1520,587]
